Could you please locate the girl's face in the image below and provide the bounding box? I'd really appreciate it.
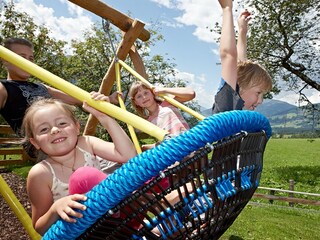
[240,84,266,111]
[133,87,156,108]
[29,105,80,157]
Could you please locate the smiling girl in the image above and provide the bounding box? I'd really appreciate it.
[23,96,136,235]
[129,82,195,149]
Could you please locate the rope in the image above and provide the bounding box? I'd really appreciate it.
[43,110,271,239]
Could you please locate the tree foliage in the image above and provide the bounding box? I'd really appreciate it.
[0,3,68,79]
[0,2,201,137]
[241,0,320,101]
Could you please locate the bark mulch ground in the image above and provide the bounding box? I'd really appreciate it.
[0,170,32,240]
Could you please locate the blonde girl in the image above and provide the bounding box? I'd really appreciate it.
[24,96,136,235]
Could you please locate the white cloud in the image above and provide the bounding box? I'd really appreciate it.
[175,70,213,109]
[152,0,251,43]
[274,89,320,106]
[14,0,94,43]
[151,0,175,9]
[161,20,183,28]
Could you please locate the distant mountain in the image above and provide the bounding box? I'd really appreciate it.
[255,99,296,118]
[201,99,319,134]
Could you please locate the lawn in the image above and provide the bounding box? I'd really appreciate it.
[220,203,319,240]
[259,138,320,201]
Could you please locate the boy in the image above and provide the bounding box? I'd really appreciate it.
[213,1,272,114]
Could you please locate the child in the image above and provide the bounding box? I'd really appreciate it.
[128,81,196,194]
[129,81,195,150]
[0,38,80,136]
[23,96,137,235]
[0,38,120,157]
[212,1,272,114]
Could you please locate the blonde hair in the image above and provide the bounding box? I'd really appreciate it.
[128,81,162,118]
[237,60,273,93]
[22,98,77,142]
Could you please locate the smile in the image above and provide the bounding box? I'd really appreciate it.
[52,137,66,144]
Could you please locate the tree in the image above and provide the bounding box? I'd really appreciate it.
[240,0,319,103]
[0,3,69,79]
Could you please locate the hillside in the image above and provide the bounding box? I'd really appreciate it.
[201,99,319,134]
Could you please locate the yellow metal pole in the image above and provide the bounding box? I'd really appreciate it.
[0,46,167,141]
[0,175,41,240]
[118,59,205,121]
[115,62,142,153]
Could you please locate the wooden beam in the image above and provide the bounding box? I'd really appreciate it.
[129,45,148,79]
[68,0,150,41]
[83,19,146,135]
[0,160,24,166]
[253,193,320,206]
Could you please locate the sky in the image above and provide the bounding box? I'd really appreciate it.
[4,0,319,109]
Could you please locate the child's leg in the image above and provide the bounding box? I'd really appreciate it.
[69,166,107,195]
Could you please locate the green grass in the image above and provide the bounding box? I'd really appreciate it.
[220,204,320,240]
[261,138,320,193]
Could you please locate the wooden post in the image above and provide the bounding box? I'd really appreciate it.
[83,20,146,135]
[289,179,294,207]
[269,189,275,204]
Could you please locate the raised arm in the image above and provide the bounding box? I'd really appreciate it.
[153,87,196,103]
[237,9,251,62]
[82,94,137,162]
[219,0,237,91]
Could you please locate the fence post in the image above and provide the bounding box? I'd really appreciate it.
[269,190,275,204]
[289,179,294,207]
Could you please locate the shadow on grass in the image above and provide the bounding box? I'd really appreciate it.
[273,165,320,186]
[229,236,244,240]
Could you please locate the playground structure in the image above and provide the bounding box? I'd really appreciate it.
[0,0,271,239]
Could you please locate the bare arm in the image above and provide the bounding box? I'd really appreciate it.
[219,0,237,91]
[153,87,196,103]
[82,100,137,163]
[27,164,87,235]
[237,10,251,62]
[46,85,82,106]
[0,83,8,109]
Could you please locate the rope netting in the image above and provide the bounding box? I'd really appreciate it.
[43,110,271,239]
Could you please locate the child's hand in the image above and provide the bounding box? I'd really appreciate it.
[82,101,109,119]
[153,87,166,96]
[89,91,123,104]
[90,91,110,102]
[53,194,87,223]
[109,91,124,104]
[238,10,251,33]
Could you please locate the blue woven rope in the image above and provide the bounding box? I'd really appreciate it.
[43,110,271,239]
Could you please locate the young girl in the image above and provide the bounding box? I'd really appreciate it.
[129,81,195,150]
[212,0,272,114]
[23,96,136,235]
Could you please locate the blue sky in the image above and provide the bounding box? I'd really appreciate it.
[6,0,319,108]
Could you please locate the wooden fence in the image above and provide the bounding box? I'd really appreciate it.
[254,181,320,206]
[0,125,29,166]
